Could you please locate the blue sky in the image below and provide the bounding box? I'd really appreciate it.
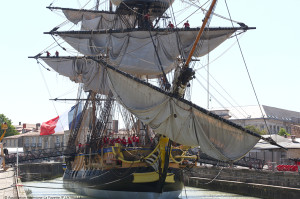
[1,0,299,125]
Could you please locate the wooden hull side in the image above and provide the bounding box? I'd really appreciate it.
[63,167,184,198]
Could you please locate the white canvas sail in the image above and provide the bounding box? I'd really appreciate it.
[106,65,260,161]
[62,9,136,30]
[58,29,236,77]
[42,58,109,94]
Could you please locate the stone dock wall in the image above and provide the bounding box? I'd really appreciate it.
[183,166,300,199]
[19,162,64,182]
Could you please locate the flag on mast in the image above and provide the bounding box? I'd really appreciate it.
[40,103,82,135]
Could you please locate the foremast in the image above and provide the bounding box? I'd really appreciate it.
[172,0,218,97]
[158,0,218,190]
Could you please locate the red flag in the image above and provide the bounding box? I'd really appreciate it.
[40,116,59,135]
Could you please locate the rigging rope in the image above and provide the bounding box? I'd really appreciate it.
[224,0,271,135]
[148,30,170,89]
[198,67,250,118]
[37,62,60,119]
[195,77,227,110]
[120,2,145,16]
[183,0,241,25]
[196,71,244,119]
[168,2,186,59]
[176,0,210,27]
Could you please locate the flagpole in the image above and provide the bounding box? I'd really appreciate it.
[17,146,19,180]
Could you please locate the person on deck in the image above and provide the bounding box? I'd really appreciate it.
[46,51,50,57]
[109,138,115,146]
[132,134,139,147]
[128,136,133,147]
[121,137,127,147]
[55,51,59,57]
[103,135,109,147]
[184,20,190,30]
[168,21,174,29]
[115,136,121,144]
[78,143,82,152]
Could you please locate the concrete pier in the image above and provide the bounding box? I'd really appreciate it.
[0,167,27,198]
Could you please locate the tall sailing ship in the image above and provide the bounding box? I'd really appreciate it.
[31,0,278,198]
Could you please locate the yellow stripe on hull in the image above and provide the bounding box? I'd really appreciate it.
[133,172,175,183]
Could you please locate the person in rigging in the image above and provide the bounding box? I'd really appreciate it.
[144,13,153,30]
[168,21,174,29]
[144,13,150,22]
[184,20,190,30]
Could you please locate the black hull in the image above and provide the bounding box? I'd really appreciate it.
[63,167,183,198]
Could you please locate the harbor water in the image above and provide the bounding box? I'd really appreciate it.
[22,177,260,199]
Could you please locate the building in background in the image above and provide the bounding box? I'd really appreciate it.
[3,122,64,153]
[212,105,300,135]
[247,134,300,165]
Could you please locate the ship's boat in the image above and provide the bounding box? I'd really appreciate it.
[31,0,280,198]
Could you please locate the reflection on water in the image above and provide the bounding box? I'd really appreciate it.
[178,187,259,199]
[22,177,259,199]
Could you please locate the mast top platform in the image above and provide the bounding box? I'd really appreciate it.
[113,0,174,17]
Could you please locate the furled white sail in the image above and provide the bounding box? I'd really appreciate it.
[106,65,260,161]
[58,29,235,77]
[62,9,136,30]
[42,58,109,94]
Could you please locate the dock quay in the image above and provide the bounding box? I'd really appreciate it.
[0,167,27,199]
[183,165,300,199]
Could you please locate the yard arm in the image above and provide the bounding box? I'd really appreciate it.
[261,136,287,150]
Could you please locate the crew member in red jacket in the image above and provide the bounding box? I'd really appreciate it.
[168,21,174,29]
[132,134,139,147]
[109,138,115,146]
[103,135,109,146]
[115,136,121,144]
[128,136,133,147]
[184,20,190,30]
[121,137,127,146]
